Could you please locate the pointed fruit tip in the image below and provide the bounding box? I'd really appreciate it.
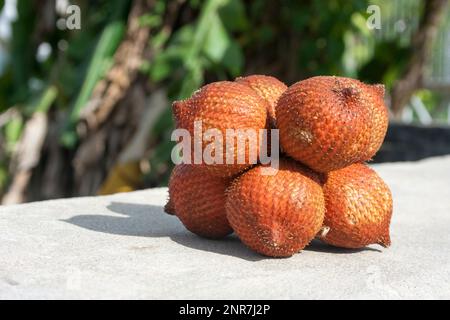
[172,100,188,123]
[377,232,391,248]
[372,84,385,98]
[164,198,176,215]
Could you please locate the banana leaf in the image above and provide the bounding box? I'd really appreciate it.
[61,21,125,147]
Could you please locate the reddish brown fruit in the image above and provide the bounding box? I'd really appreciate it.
[226,159,325,257]
[173,81,269,177]
[163,198,176,215]
[319,163,393,249]
[167,164,233,239]
[276,76,388,173]
[235,75,287,127]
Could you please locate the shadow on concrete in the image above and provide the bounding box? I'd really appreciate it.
[304,239,382,254]
[63,201,263,262]
[64,202,378,260]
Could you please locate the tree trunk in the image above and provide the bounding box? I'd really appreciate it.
[390,0,449,118]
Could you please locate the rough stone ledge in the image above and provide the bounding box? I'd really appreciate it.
[1,156,450,299]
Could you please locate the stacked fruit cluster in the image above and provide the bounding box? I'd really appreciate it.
[165,75,393,257]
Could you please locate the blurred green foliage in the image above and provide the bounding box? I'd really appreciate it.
[0,0,448,195]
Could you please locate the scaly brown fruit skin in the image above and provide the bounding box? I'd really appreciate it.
[163,197,176,215]
[168,164,233,239]
[319,163,393,249]
[235,75,287,127]
[172,81,269,177]
[276,76,388,173]
[226,159,325,257]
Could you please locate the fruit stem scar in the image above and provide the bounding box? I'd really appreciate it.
[172,100,187,122]
[377,232,391,248]
[317,226,330,238]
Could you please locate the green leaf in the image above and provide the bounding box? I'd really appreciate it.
[351,12,372,37]
[139,14,163,28]
[202,14,231,62]
[187,0,227,60]
[0,165,8,192]
[218,0,248,31]
[5,116,24,145]
[61,21,125,148]
[149,56,173,82]
[170,25,196,46]
[34,86,58,113]
[10,0,36,103]
[178,61,204,99]
[222,41,244,76]
[150,28,171,51]
[60,132,78,148]
[69,21,125,122]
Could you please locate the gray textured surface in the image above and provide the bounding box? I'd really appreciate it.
[1,156,450,299]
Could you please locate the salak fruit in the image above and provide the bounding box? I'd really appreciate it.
[235,74,287,127]
[225,158,325,257]
[167,164,233,239]
[163,198,176,215]
[172,81,268,177]
[318,163,393,249]
[276,76,388,173]
[166,74,394,256]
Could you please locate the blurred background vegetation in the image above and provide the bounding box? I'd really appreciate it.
[0,0,449,204]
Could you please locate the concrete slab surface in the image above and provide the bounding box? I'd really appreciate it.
[1,156,450,299]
